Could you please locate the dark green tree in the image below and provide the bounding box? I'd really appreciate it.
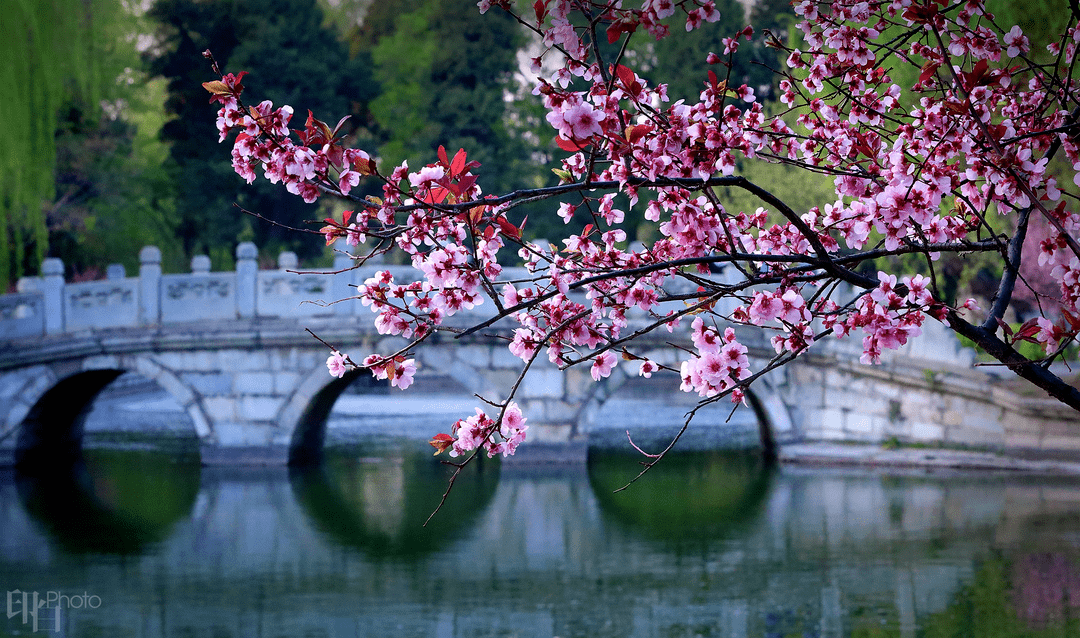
[50,89,181,279]
[362,0,529,196]
[149,0,376,265]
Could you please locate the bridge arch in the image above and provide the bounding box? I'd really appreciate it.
[282,339,496,465]
[575,351,794,458]
[286,368,366,465]
[10,354,212,469]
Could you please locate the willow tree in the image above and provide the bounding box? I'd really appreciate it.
[0,0,119,288]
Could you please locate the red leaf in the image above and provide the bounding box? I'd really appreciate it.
[918,61,939,86]
[533,0,546,23]
[961,60,989,90]
[331,115,351,137]
[437,145,449,167]
[902,3,938,24]
[606,17,639,44]
[972,59,988,81]
[1063,309,1080,331]
[457,174,478,194]
[425,187,450,204]
[1014,318,1040,341]
[342,210,353,225]
[607,22,623,44]
[326,143,343,167]
[496,216,522,240]
[201,80,231,96]
[996,318,1014,340]
[357,156,377,176]
[450,148,467,176]
[556,136,590,152]
[429,433,455,455]
[625,123,652,145]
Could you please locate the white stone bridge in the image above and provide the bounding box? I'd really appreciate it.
[1,243,1078,467]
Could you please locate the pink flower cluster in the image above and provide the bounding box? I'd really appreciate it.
[447,402,528,458]
[209,0,1080,460]
[680,318,751,403]
[326,350,417,390]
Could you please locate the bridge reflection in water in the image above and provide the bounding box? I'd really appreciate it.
[3,441,1080,637]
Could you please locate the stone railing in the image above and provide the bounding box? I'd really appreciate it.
[1,242,422,339]
[1,242,558,341]
[0,240,978,373]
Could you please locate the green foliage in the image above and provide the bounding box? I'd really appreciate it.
[0,0,124,288]
[50,89,182,278]
[369,7,440,166]
[149,0,376,263]
[631,0,777,105]
[362,0,528,196]
[988,0,1072,60]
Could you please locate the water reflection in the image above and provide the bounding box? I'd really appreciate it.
[3,443,1080,637]
[290,439,499,558]
[14,449,200,555]
[588,450,773,545]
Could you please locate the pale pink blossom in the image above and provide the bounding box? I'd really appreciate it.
[326,352,348,378]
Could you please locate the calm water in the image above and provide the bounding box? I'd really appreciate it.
[4,440,1080,638]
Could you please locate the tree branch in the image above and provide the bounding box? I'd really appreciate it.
[948,309,1080,410]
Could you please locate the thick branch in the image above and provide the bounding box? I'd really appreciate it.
[981,206,1031,332]
[948,309,1080,411]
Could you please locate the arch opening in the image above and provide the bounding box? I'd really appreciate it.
[583,371,778,460]
[289,368,366,466]
[289,366,486,466]
[16,370,200,472]
[16,370,124,470]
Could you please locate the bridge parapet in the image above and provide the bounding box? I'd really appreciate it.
[3,243,533,340]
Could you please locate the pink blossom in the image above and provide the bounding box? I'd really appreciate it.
[326,352,348,378]
[204,0,1080,464]
[409,165,445,189]
[390,359,417,390]
[591,351,617,381]
[1004,25,1029,58]
[548,100,605,140]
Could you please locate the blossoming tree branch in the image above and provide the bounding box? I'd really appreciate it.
[204,0,1080,472]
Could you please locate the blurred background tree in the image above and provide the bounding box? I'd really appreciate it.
[0,0,179,287]
[148,0,376,268]
[357,0,531,196]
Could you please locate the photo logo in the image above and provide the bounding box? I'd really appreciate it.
[6,590,100,633]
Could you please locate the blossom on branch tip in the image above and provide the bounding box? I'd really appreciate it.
[326,352,348,378]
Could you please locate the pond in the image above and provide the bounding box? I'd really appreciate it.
[4,438,1080,637]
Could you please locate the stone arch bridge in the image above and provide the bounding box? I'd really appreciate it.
[1,243,1077,467]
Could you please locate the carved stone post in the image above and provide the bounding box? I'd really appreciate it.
[236,242,258,319]
[106,264,126,280]
[277,251,298,271]
[191,255,211,274]
[41,258,64,335]
[139,246,162,325]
